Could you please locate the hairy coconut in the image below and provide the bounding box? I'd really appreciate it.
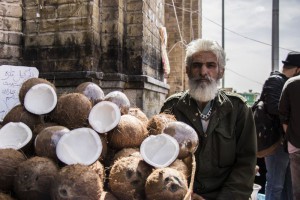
[0,192,15,200]
[52,164,103,200]
[147,113,176,135]
[109,156,152,200]
[112,148,140,164]
[0,149,27,192]
[99,191,118,200]
[89,160,106,182]
[0,122,32,152]
[163,121,199,159]
[56,127,102,165]
[107,115,148,150]
[51,93,92,129]
[128,107,149,126]
[103,91,130,115]
[75,82,105,105]
[34,126,69,162]
[88,101,121,133]
[145,168,188,200]
[2,104,42,130]
[19,77,57,115]
[14,156,59,200]
[140,133,179,168]
[169,159,190,178]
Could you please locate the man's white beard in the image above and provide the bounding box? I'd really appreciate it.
[188,78,219,102]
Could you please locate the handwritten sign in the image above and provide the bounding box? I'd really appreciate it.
[0,65,39,121]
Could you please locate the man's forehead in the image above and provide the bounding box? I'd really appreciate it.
[192,51,217,62]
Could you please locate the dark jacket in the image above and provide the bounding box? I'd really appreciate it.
[160,90,257,200]
[279,75,300,148]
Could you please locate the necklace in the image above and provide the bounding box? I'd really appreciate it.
[197,106,213,120]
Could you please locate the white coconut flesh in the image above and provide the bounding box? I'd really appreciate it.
[140,133,179,168]
[24,83,57,115]
[0,122,32,149]
[56,127,102,165]
[88,101,121,133]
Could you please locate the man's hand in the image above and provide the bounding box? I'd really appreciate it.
[191,193,205,200]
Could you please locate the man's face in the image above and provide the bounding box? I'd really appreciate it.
[187,51,223,82]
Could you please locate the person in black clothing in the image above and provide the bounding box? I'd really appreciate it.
[260,52,300,200]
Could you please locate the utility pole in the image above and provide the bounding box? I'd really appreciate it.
[272,0,279,71]
[222,0,225,88]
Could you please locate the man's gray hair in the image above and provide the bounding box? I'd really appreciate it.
[185,39,226,70]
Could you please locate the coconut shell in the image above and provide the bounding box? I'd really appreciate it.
[34,125,69,162]
[19,78,56,105]
[163,121,199,159]
[112,147,140,164]
[0,149,27,192]
[50,93,92,129]
[147,113,176,135]
[107,115,148,150]
[14,156,59,200]
[109,156,152,200]
[0,192,16,200]
[89,160,106,183]
[169,159,190,178]
[104,91,130,115]
[99,134,108,162]
[128,107,149,126]
[2,104,42,131]
[145,168,188,200]
[75,82,105,105]
[52,164,103,200]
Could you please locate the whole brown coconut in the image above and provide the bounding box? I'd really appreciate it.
[50,93,92,129]
[19,78,56,105]
[34,126,69,162]
[2,104,42,130]
[163,121,199,159]
[0,149,27,192]
[104,91,130,115]
[145,168,188,200]
[75,82,105,105]
[169,159,190,178]
[109,156,152,200]
[14,156,59,200]
[51,164,103,200]
[128,107,149,126]
[107,115,148,150]
[0,192,15,200]
[147,113,176,135]
[112,147,140,164]
[89,160,106,183]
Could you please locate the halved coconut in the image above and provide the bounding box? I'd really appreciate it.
[0,148,27,192]
[75,82,105,105]
[0,122,32,150]
[50,93,92,129]
[140,133,179,168]
[23,83,57,115]
[147,113,176,135]
[88,101,121,134]
[14,156,59,200]
[2,104,42,130]
[163,121,199,159]
[51,164,103,200]
[107,114,148,150]
[103,91,130,115]
[109,156,152,200]
[145,167,188,200]
[34,126,70,162]
[56,127,102,165]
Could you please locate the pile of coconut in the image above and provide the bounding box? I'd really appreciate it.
[0,77,199,200]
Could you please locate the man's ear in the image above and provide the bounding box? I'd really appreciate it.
[185,66,189,75]
[218,67,225,79]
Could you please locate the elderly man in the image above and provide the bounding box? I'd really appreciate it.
[160,39,257,200]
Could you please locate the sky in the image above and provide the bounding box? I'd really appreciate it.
[202,0,300,93]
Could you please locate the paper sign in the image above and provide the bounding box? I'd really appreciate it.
[0,65,39,121]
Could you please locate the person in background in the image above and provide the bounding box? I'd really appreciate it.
[259,52,300,200]
[279,52,300,200]
[160,38,257,200]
